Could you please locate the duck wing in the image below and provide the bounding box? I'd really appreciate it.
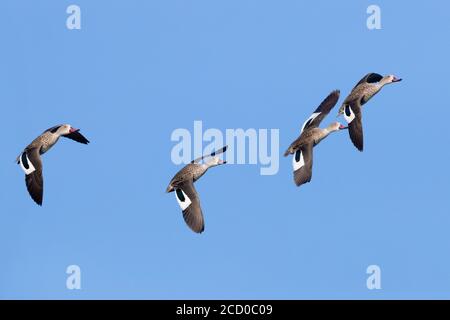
[343,101,364,151]
[301,90,340,132]
[174,181,205,233]
[18,147,44,205]
[292,143,314,187]
[352,73,383,90]
[62,129,90,144]
[191,145,227,164]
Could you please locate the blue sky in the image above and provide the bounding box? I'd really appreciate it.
[1,0,449,299]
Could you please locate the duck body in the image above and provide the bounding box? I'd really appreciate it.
[23,129,62,156]
[284,126,334,156]
[166,163,209,193]
[341,81,382,109]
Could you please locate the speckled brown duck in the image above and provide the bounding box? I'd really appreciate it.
[17,124,89,205]
[285,90,347,187]
[337,73,402,151]
[166,146,227,233]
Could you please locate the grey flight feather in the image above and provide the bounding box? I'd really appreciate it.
[293,143,314,187]
[177,181,205,233]
[24,148,44,206]
[304,90,340,130]
[347,101,364,151]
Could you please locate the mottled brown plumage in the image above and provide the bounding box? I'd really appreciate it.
[167,146,227,234]
[338,73,402,151]
[285,90,346,187]
[166,163,210,193]
[17,124,90,205]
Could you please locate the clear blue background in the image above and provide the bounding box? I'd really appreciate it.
[1,0,449,299]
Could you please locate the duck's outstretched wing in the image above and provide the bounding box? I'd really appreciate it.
[174,181,205,233]
[343,101,364,151]
[62,129,90,144]
[191,145,227,164]
[292,143,314,187]
[18,147,44,205]
[301,90,340,132]
[352,73,383,90]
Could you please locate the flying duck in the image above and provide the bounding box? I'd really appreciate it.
[284,90,347,187]
[166,146,227,233]
[337,73,402,151]
[17,124,90,205]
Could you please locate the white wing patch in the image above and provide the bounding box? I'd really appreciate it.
[175,188,192,211]
[301,112,320,132]
[18,152,36,175]
[292,150,305,171]
[343,105,356,124]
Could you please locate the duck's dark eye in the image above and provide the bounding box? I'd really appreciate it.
[176,189,185,202]
[344,105,352,117]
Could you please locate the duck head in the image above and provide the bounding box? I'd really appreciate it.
[327,121,348,132]
[52,124,79,136]
[383,74,402,84]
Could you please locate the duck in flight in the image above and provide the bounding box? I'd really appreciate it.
[166,146,227,233]
[337,73,402,151]
[285,90,347,187]
[17,124,90,206]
